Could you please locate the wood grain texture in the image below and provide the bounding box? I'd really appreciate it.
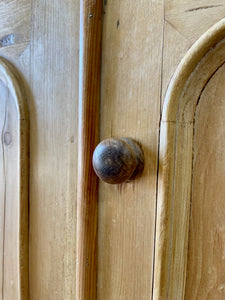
[0,0,30,47]
[0,58,29,300]
[185,63,225,300]
[98,1,164,299]
[2,1,225,300]
[165,1,225,44]
[0,0,79,298]
[153,19,225,300]
[76,0,102,299]
[28,1,79,299]
[163,1,225,108]
[161,20,191,106]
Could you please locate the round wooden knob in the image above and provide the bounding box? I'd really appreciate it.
[92,138,144,184]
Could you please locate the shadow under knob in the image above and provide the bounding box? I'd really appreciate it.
[92,138,144,184]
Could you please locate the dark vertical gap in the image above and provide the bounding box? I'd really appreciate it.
[151,4,165,299]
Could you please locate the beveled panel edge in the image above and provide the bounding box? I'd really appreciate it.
[153,18,225,300]
[0,57,29,300]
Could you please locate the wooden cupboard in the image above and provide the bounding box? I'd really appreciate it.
[0,0,225,299]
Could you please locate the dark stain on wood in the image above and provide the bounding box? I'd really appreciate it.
[185,5,223,12]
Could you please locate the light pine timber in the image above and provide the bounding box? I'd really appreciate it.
[185,62,225,300]
[153,18,225,300]
[28,1,79,299]
[2,1,225,300]
[98,1,164,299]
[163,2,225,106]
[0,57,29,300]
[0,0,79,298]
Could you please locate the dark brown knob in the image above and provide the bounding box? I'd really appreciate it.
[92,137,144,184]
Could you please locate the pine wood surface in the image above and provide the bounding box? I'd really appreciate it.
[154,19,225,300]
[98,1,163,298]
[0,1,79,298]
[185,62,225,300]
[0,0,225,299]
[0,58,29,299]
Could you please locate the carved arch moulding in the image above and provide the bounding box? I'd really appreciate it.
[0,57,29,300]
[153,18,225,300]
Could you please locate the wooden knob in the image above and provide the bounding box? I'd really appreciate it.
[92,138,144,184]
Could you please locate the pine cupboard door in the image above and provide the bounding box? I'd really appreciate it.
[0,1,225,300]
[0,1,78,299]
[99,3,225,300]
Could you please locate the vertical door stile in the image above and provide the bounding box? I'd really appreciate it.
[76,1,102,299]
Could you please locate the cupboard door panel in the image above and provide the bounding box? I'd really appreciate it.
[28,1,79,298]
[98,1,164,299]
[0,0,79,298]
[154,19,225,300]
[185,62,225,300]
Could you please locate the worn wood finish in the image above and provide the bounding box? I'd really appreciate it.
[98,1,164,299]
[0,58,28,299]
[1,1,225,299]
[185,63,225,299]
[0,0,79,298]
[165,1,225,44]
[0,0,30,47]
[153,19,225,300]
[27,1,79,298]
[76,0,102,299]
[93,138,144,184]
